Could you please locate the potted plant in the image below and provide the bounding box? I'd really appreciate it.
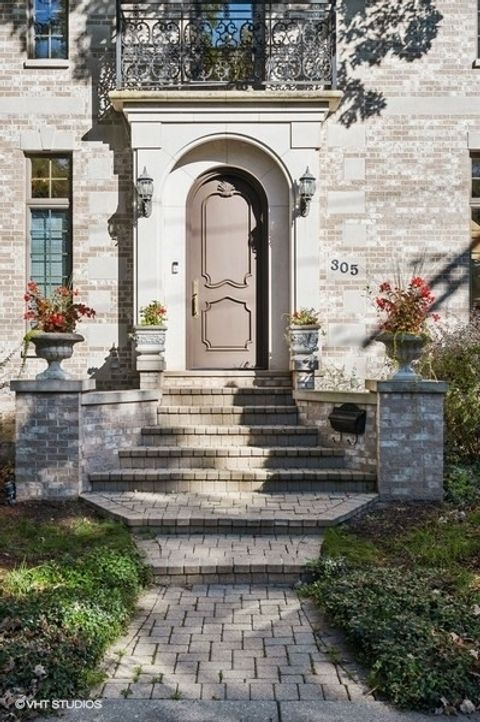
[23,281,95,380]
[132,300,167,359]
[285,307,321,389]
[374,276,440,380]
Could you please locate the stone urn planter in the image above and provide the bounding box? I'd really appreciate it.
[133,325,167,357]
[30,332,84,381]
[132,325,167,389]
[288,325,320,390]
[376,331,428,381]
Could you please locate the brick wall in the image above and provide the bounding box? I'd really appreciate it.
[370,380,447,500]
[294,390,377,473]
[81,390,159,483]
[12,381,88,498]
[12,381,158,499]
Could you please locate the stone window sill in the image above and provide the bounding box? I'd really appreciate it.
[23,59,70,69]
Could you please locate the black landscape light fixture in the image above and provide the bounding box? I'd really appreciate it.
[298,166,316,217]
[136,166,154,218]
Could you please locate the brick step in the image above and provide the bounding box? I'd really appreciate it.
[156,405,299,426]
[141,425,321,448]
[88,468,376,495]
[81,491,378,536]
[162,371,292,389]
[118,447,346,470]
[136,533,323,585]
[160,387,294,407]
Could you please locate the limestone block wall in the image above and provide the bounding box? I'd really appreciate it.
[315,0,479,382]
[294,390,377,473]
[0,0,477,451]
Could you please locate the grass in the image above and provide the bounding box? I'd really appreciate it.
[0,500,147,717]
[321,504,480,586]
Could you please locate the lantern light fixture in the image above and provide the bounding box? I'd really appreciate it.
[298,166,317,217]
[136,166,154,218]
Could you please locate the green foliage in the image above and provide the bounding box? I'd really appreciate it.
[444,463,480,507]
[419,317,480,459]
[286,307,320,326]
[0,517,146,716]
[139,300,167,327]
[306,560,480,711]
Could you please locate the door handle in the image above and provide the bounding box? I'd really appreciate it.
[192,280,199,318]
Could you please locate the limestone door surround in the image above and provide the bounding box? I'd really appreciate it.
[112,90,341,370]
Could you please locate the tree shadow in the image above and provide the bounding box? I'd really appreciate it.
[337,0,443,126]
[5,0,138,388]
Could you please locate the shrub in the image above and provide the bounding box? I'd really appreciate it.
[304,560,480,711]
[419,316,480,459]
[444,463,480,506]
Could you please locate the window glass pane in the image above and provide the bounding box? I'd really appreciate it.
[473,179,480,198]
[32,0,68,60]
[34,37,49,59]
[31,157,49,177]
[30,155,71,199]
[51,179,69,198]
[50,38,66,58]
[51,157,70,177]
[32,179,49,198]
[30,209,71,296]
[472,159,480,178]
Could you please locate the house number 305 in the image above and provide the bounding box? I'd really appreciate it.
[330,259,359,276]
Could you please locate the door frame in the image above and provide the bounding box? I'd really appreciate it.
[186,166,269,370]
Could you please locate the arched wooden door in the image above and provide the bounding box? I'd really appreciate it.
[186,169,268,369]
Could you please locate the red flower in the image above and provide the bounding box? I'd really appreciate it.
[375,276,439,335]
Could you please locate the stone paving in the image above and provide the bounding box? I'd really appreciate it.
[136,534,323,585]
[83,491,377,529]
[100,585,372,704]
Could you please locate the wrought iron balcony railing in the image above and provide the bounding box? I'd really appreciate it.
[116,2,336,91]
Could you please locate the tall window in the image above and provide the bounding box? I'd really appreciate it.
[27,156,72,296]
[30,0,68,59]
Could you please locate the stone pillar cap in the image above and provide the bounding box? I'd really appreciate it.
[365,379,448,394]
[11,379,96,393]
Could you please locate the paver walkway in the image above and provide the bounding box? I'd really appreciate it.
[83,492,377,531]
[100,585,371,704]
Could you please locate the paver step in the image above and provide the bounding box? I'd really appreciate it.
[141,425,321,447]
[162,370,292,389]
[156,405,299,426]
[118,446,346,470]
[160,387,294,407]
[136,533,323,585]
[88,468,376,495]
[81,491,378,535]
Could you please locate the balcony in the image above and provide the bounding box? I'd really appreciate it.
[115,1,336,91]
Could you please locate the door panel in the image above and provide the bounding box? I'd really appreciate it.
[187,172,267,369]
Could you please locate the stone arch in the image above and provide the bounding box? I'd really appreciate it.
[160,135,291,370]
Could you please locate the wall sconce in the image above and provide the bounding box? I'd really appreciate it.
[136,166,154,218]
[298,166,316,217]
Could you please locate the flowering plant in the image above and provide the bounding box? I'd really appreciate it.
[285,308,320,326]
[24,281,96,333]
[375,276,439,336]
[139,300,167,327]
